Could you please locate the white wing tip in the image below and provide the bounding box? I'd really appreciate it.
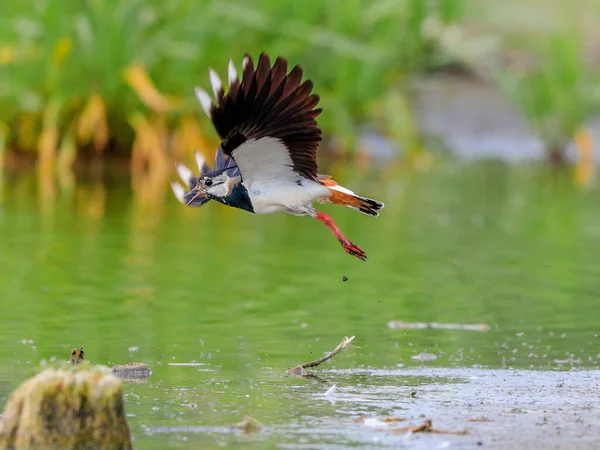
[194,87,212,117]
[170,180,187,204]
[208,68,222,99]
[228,59,238,85]
[194,150,205,172]
[175,163,193,188]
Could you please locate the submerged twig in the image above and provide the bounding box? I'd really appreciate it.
[294,373,327,383]
[377,419,469,435]
[382,417,407,423]
[288,336,356,376]
[352,416,407,423]
[468,416,491,422]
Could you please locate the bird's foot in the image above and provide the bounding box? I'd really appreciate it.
[340,238,368,261]
[315,212,368,261]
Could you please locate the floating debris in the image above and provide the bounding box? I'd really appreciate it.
[377,419,469,435]
[351,415,370,423]
[288,336,356,376]
[411,352,438,362]
[68,347,84,365]
[324,384,337,397]
[388,321,490,331]
[233,416,262,433]
[353,416,407,424]
[468,417,491,422]
[112,362,152,383]
[65,348,150,382]
[167,362,206,366]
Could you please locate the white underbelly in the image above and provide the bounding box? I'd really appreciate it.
[246,179,331,215]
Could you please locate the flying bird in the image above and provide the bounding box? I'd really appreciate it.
[170,53,384,261]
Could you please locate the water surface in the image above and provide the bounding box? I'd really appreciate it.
[1,160,599,448]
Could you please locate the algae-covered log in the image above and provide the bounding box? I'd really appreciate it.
[0,367,132,450]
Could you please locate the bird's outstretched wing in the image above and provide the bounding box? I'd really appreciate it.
[194,53,322,185]
[170,149,238,207]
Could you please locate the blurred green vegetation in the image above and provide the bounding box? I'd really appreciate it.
[0,0,599,177]
[0,0,464,166]
[494,27,600,182]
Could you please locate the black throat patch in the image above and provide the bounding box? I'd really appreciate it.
[215,183,254,213]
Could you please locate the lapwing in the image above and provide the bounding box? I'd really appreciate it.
[170,53,384,261]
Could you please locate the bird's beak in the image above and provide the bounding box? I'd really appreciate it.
[187,188,206,206]
[182,185,207,206]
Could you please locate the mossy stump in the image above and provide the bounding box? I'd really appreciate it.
[0,367,132,450]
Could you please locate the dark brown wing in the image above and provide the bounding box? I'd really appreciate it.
[194,53,322,181]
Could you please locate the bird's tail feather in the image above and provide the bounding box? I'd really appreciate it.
[321,179,384,217]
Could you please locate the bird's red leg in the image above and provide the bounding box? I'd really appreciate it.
[315,212,368,261]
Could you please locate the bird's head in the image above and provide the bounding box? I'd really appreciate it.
[198,174,230,198]
[184,173,231,205]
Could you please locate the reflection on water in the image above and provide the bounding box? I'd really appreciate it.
[1,159,599,448]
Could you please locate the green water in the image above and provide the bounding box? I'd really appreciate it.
[1,160,599,448]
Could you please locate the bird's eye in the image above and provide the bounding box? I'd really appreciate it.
[204,178,213,187]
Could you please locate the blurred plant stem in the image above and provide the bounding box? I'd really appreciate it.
[493,25,599,185]
[573,127,595,187]
[382,87,424,156]
[0,121,7,172]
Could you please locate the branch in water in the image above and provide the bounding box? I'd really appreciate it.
[377,419,470,435]
[288,336,356,376]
